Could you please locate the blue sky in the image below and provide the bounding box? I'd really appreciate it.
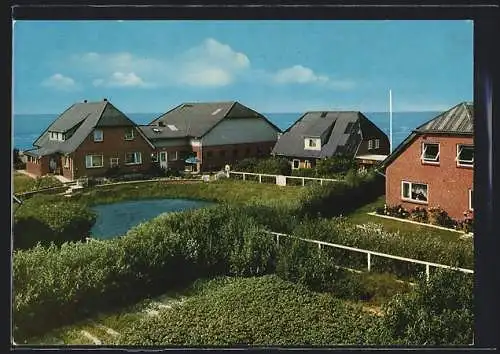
[12,20,473,114]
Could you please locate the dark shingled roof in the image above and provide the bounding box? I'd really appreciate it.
[271,111,371,159]
[28,100,138,157]
[141,101,280,140]
[379,101,474,170]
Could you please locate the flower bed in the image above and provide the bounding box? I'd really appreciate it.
[374,204,474,234]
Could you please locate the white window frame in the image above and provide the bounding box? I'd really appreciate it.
[64,156,70,168]
[305,160,311,168]
[125,152,142,165]
[456,144,474,167]
[469,189,473,211]
[168,151,178,161]
[292,159,300,170]
[308,139,316,148]
[401,180,429,204]
[368,139,374,150]
[85,154,104,169]
[421,142,440,164]
[124,128,135,140]
[93,129,103,142]
[374,139,380,149]
[110,157,120,168]
[151,152,159,162]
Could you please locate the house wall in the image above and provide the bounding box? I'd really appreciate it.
[201,118,279,146]
[385,134,474,220]
[72,126,154,179]
[26,156,49,176]
[356,135,390,156]
[290,158,316,169]
[154,145,191,171]
[198,141,276,172]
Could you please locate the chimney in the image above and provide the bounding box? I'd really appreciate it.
[103,98,108,102]
[83,99,88,103]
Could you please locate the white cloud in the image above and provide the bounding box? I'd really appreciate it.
[41,73,78,91]
[271,65,355,90]
[93,72,152,88]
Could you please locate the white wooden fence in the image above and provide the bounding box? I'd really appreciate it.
[228,171,340,186]
[266,231,473,282]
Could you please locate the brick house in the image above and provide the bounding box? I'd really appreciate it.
[271,111,389,169]
[139,101,281,172]
[24,99,155,180]
[379,102,474,220]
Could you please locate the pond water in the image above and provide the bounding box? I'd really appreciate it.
[90,198,213,239]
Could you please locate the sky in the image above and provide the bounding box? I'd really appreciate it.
[12,20,473,114]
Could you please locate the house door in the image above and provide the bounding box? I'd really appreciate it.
[159,151,168,169]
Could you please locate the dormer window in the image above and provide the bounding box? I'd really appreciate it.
[93,129,103,142]
[49,131,65,141]
[124,127,135,140]
[304,137,321,151]
[308,139,316,148]
[421,143,440,164]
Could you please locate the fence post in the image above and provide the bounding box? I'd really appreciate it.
[318,243,322,251]
[302,177,305,186]
[243,173,246,181]
[259,174,262,183]
[367,252,371,272]
[426,264,430,283]
[276,234,280,247]
[320,179,323,186]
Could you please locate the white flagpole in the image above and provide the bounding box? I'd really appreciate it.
[389,89,393,153]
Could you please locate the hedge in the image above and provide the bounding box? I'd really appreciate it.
[13,199,97,250]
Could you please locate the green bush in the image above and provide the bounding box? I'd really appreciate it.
[12,204,275,340]
[116,275,379,346]
[234,157,291,176]
[379,270,473,345]
[316,155,356,176]
[13,200,96,249]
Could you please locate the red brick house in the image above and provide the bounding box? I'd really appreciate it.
[24,99,155,180]
[271,111,389,169]
[139,101,281,172]
[379,102,474,220]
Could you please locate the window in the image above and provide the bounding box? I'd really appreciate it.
[167,125,178,131]
[124,128,135,140]
[308,139,316,148]
[168,151,178,161]
[110,158,120,168]
[292,159,300,170]
[125,152,142,165]
[305,160,311,168]
[368,140,374,150]
[374,139,380,149]
[93,129,103,142]
[160,152,167,162]
[49,131,65,141]
[421,143,440,163]
[457,145,474,167]
[85,155,103,168]
[469,189,473,211]
[151,153,158,162]
[64,157,70,168]
[401,181,428,203]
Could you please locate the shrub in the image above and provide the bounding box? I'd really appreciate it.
[233,157,259,172]
[13,200,97,249]
[408,206,428,223]
[377,204,410,219]
[379,270,473,345]
[13,149,26,170]
[316,155,356,176]
[427,206,454,228]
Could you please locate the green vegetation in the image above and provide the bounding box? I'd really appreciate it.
[346,196,464,241]
[117,275,381,346]
[13,172,63,194]
[233,156,292,176]
[13,198,97,250]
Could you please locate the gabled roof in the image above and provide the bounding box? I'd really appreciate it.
[271,111,372,159]
[379,101,474,170]
[143,101,281,140]
[28,100,138,157]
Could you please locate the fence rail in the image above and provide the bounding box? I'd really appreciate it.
[229,171,340,186]
[266,231,473,281]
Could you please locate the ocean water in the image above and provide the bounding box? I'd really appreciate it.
[12,111,440,152]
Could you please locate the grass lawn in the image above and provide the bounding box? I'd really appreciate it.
[13,172,63,194]
[70,179,305,206]
[345,195,463,242]
[22,274,407,346]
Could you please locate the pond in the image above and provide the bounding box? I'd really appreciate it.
[90,198,213,239]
